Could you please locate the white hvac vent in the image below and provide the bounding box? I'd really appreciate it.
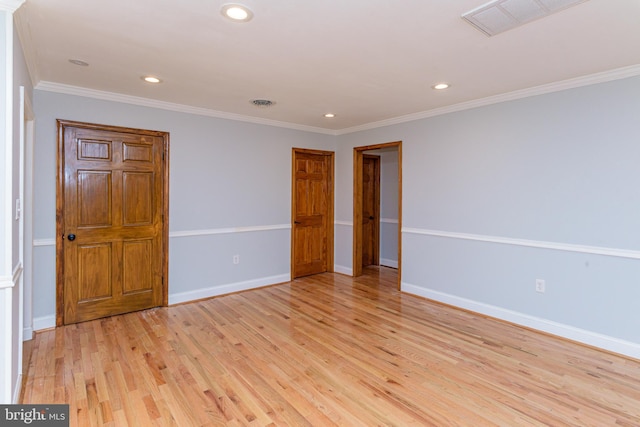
[462,0,589,37]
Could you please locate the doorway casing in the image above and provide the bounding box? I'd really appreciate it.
[353,141,402,289]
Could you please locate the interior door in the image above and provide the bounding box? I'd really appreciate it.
[292,149,334,279]
[57,120,169,325]
[361,154,380,267]
[353,141,401,282]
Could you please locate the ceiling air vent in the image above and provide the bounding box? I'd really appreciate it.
[251,99,274,107]
[462,0,589,37]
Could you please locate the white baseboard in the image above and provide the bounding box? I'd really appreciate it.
[402,282,640,360]
[33,315,55,331]
[32,275,292,330]
[333,265,353,276]
[169,274,290,305]
[23,325,34,341]
[380,258,398,269]
[12,374,22,404]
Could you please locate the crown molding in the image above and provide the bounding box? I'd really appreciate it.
[336,64,640,135]
[34,81,338,135]
[0,0,24,13]
[13,2,39,86]
[34,64,640,137]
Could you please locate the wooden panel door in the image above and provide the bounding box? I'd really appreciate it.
[57,120,168,325]
[292,149,334,279]
[361,154,380,267]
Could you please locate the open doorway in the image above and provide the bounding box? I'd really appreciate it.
[353,141,402,290]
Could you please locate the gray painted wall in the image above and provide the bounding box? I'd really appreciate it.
[336,75,640,353]
[11,20,31,403]
[379,150,398,267]
[28,72,640,358]
[32,91,334,323]
[0,11,6,266]
[0,9,10,404]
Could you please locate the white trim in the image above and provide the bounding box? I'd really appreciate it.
[17,86,26,396]
[403,227,640,260]
[336,219,398,226]
[0,288,11,403]
[0,275,12,289]
[335,219,397,227]
[336,64,640,135]
[34,272,293,329]
[1,6,20,405]
[12,373,22,403]
[169,273,290,305]
[380,258,398,269]
[0,0,24,13]
[22,324,32,340]
[35,81,337,136]
[169,224,290,239]
[34,224,292,244]
[333,265,353,276]
[12,262,22,284]
[402,282,640,360]
[20,85,34,347]
[33,238,55,246]
[2,8,14,281]
[13,4,38,86]
[0,266,18,295]
[32,66,640,137]
[33,314,55,331]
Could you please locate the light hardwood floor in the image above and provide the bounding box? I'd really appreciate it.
[21,267,640,426]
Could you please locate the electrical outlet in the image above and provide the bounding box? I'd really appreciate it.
[535,279,545,293]
[233,255,240,265]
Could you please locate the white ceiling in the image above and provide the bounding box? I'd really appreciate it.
[13,0,640,132]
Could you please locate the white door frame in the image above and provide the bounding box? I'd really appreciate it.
[20,86,35,342]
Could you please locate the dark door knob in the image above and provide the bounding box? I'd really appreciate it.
[369,216,374,220]
[67,234,76,241]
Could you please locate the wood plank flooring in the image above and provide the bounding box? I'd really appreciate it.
[21,267,640,426]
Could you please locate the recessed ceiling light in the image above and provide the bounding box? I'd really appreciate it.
[324,113,336,118]
[142,76,162,84]
[432,83,450,90]
[221,4,253,22]
[69,59,89,66]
